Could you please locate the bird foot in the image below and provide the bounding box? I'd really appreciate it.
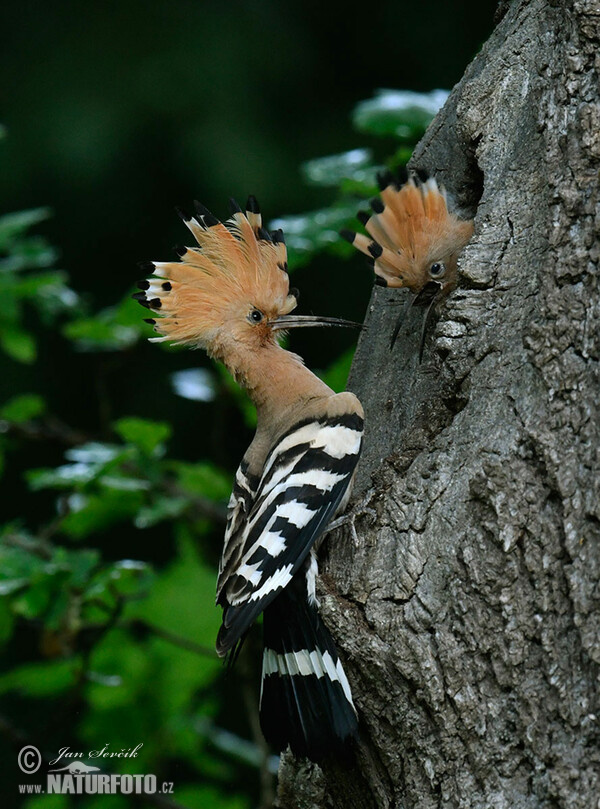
[325,497,377,547]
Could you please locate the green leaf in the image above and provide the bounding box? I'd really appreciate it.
[0,543,101,631]
[63,316,139,351]
[61,490,146,539]
[171,461,231,501]
[12,574,62,619]
[113,417,172,455]
[134,496,188,529]
[24,795,70,809]
[4,269,68,297]
[0,393,46,423]
[63,295,146,352]
[301,148,373,187]
[352,89,449,140]
[131,533,222,680]
[0,658,75,696]
[35,277,79,314]
[52,546,100,588]
[113,294,149,328]
[0,208,52,251]
[66,442,126,465]
[27,444,131,490]
[0,322,36,363]
[0,577,28,596]
[0,236,58,273]
[27,463,98,490]
[0,541,46,585]
[99,474,151,491]
[270,201,360,268]
[106,559,154,598]
[4,268,79,316]
[27,443,140,502]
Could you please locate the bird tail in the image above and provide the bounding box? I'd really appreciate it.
[340,168,473,290]
[259,572,357,762]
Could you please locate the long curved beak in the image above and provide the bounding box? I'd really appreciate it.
[412,280,442,307]
[390,280,442,351]
[272,314,363,332]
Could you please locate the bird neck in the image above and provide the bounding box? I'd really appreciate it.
[221,341,333,429]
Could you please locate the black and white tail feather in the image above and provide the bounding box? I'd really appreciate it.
[217,409,363,759]
[260,563,357,759]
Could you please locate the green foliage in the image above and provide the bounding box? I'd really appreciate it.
[113,417,172,456]
[26,421,229,540]
[0,394,46,423]
[352,88,449,139]
[301,148,374,189]
[0,207,78,363]
[271,201,361,269]
[80,535,224,773]
[0,526,152,673]
[170,461,231,502]
[63,297,147,352]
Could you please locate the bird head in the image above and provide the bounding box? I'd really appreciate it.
[340,171,474,297]
[340,170,474,351]
[134,197,357,361]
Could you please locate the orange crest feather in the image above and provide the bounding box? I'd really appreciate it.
[342,172,474,292]
[135,199,296,348]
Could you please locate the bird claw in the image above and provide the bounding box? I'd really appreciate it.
[325,499,377,547]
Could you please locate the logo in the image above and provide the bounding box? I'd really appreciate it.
[17,743,175,797]
[18,746,42,775]
[49,762,100,774]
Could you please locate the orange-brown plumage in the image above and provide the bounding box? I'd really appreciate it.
[133,197,359,412]
[135,199,297,354]
[341,171,474,295]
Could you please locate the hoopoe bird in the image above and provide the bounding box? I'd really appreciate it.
[341,168,474,348]
[134,196,364,761]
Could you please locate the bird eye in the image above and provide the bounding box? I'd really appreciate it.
[429,262,446,278]
[249,308,264,323]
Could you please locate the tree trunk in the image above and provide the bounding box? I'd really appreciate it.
[276,0,600,806]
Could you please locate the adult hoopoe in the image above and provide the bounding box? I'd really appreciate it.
[134,196,364,761]
[341,168,474,348]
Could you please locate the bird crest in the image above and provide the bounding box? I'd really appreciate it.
[134,197,297,350]
[341,169,474,294]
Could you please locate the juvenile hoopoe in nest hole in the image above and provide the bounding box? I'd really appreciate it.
[134,197,364,761]
[341,168,474,349]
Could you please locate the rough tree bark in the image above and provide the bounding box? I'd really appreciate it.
[276,1,599,806]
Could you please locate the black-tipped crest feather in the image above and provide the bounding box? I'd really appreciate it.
[175,206,192,222]
[246,195,260,214]
[376,169,394,190]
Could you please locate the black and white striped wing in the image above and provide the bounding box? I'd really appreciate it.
[218,459,259,590]
[216,411,363,655]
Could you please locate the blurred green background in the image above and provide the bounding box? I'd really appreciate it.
[0,1,496,806]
